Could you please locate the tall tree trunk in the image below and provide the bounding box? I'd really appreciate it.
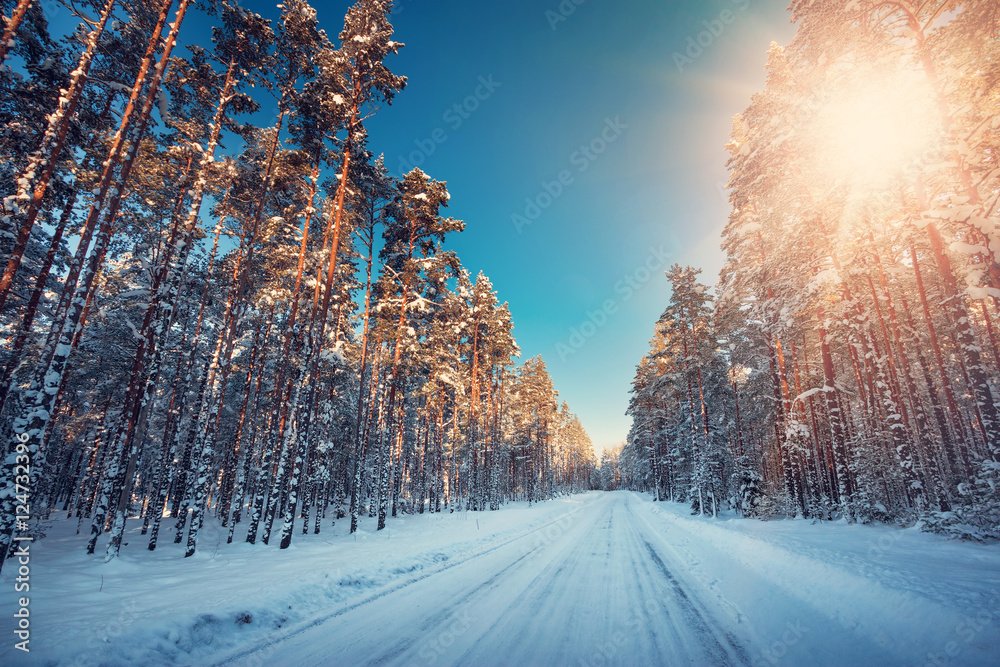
[350,223,377,533]
[0,0,119,310]
[0,0,192,569]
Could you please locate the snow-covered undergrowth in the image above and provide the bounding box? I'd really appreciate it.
[0,495,600,666]
[631,493,1000,666]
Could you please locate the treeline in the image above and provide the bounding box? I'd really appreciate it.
[0,0,596,569]
[613,0,1000,540]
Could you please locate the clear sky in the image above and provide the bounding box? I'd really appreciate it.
[316,0,799,453]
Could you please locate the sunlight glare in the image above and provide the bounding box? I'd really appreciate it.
[816,73,940,190]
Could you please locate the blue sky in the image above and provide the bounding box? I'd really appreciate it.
[231,0,796,452]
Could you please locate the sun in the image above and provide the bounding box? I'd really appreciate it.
[814,71,942,190]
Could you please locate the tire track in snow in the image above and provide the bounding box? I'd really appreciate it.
[365,546,545,666]
[449,498,616,663]
[618,499,678,659]
[622,496,751,666]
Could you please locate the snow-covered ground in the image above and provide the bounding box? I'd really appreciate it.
[2,491,998,666]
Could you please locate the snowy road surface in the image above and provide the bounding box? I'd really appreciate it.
[213,493,999,667]
[4,491,999,666]
[222,493,750,666]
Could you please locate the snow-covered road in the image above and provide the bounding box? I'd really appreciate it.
[212,492,1000,667]
[221,492,749,666]
[4,491,999,666]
